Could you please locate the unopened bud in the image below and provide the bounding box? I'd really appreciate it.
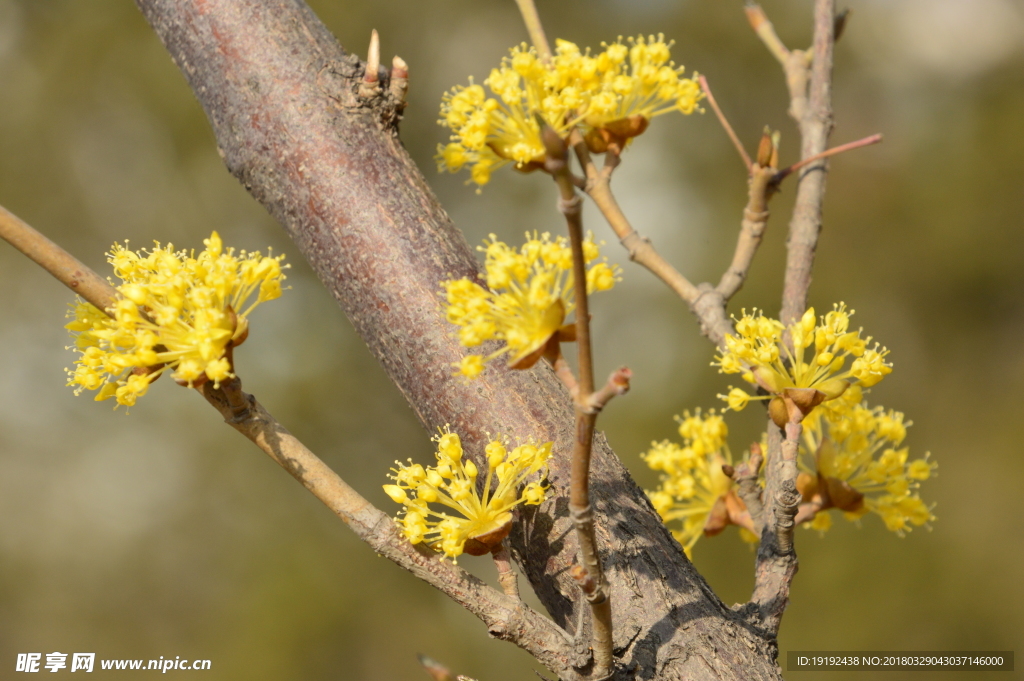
[463,518,512,556]
[539,119,566,159]
[834,9,851,42]
[584,128,610,154]
[389,55,409,109]
[364,29,380,84]
[783,387,826,416]
[769,396,789,428]
[756,127,774,167]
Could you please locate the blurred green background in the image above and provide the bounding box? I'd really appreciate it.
[1,0,1021,679]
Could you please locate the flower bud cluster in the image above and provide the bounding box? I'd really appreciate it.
[65,232,286,408]
[714,304,893,423]
[643,409,758,557]
[384,430,550,561]
[444,232,619,379]
[437,36,704,188]
[799,388,936,535]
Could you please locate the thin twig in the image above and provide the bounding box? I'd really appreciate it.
[729,443,765,535]
[570,131,701,305]
[716,165,775,301]
[745,3,791,64]
[514,0,552,60]
[199,379,581,676]
[543,128,614,680]
[698,75,752,172]
[546,344,581,401]
[0,204,119,312]
[568,129,737,346]
[492,541,521,600]
[774,133,882,182]
[584,367,632,414]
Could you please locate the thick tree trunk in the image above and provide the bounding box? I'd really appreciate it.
[133,1,783,678]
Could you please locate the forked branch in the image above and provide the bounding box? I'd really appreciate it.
[0,207,584,680]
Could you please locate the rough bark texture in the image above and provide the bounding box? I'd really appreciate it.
[133,1,783,678]
[779,0,836,325]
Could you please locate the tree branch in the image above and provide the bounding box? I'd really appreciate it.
[130,1,784,678]
[0,205,118,313]
[698,75,752,172]
[202,378,582,677]
[514,0,551,60]
[0,205,583,676]
[744,0,837,640]
[778,0,836,325]
[546,130,614,679]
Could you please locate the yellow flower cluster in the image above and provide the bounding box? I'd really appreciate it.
[444,232,620,379]
[65,232,286,408]
[384,430,550,561]
[643,409,758,557]
[437,35,703,187]
[798,388,936,535]
[714,304,893,422]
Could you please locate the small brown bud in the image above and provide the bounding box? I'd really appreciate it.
[769,396,789,428]
[824,475,864,512]
[796,471,818,502]
[834,9,851,42]
[703,495,730,537]
[756,127,774,167]
[540,121,566,159]
[570,564,597,593]
[584,128,610,154]
[783,387,827,417]
[603,114,649,140]
[462,521,512,556]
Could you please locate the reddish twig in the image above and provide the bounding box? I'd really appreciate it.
[699,75,753,172]
[774,133,882,183]
[584,367,632,414]
[544,128,614,680]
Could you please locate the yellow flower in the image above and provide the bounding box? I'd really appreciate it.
[436,37,702,187]
[444,232,620,379]
[797,397,936,536]
[642,409,758,557]
[384,429,550,561]
[578,35,704,153]
[714,304,893,422]
[65,232,287,408]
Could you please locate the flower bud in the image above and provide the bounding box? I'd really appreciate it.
[769,396,789,428]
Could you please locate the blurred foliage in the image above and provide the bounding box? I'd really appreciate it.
[1,0,1022,679]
